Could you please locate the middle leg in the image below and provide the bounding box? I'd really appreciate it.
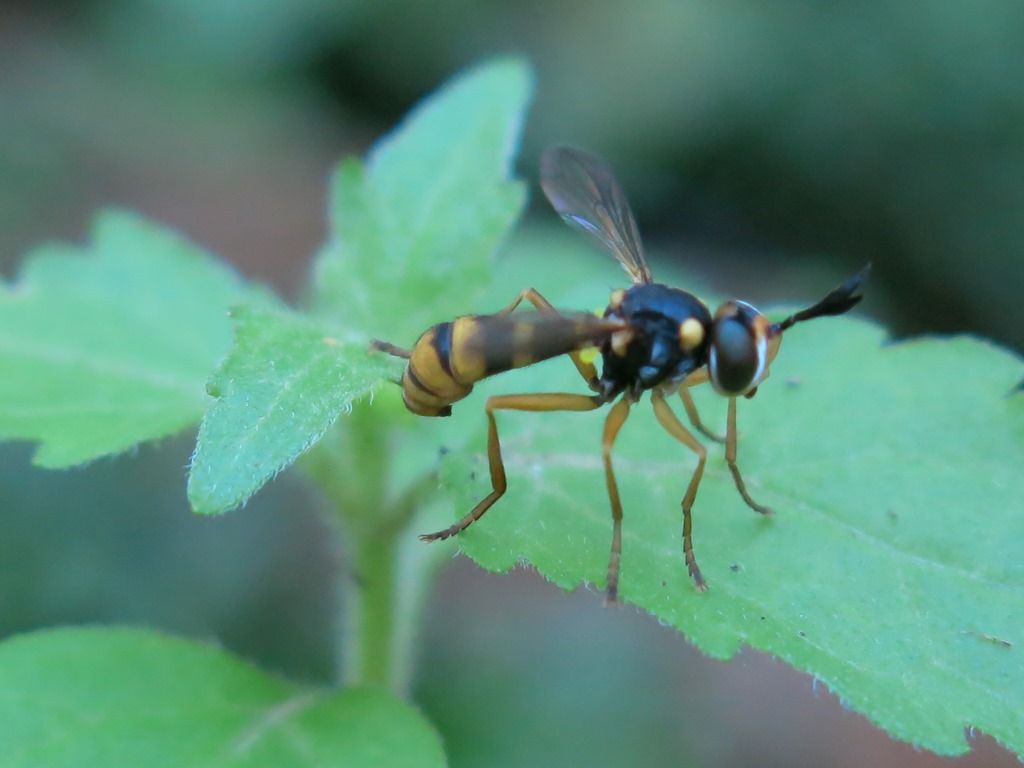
[651,389,710,591]
[493,287,601,389]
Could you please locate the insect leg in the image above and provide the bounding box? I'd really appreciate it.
[419,392,605,542]
[651,390,709,591]
[679,387,725,443]
[368,340,413,387]
[725,397,773,515]
[601,397,631,604]
[493,287,553,316]
[495,287,600,388]
[368,340,411,359]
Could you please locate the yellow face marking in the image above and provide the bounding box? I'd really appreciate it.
[766,332,783,366]
[679,318,705,351]
[714,301,739,320]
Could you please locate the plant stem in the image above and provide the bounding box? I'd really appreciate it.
[342,528,398,690]
[339,470,442,695]
[304,407,443,696]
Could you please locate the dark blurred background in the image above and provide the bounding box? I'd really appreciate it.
[1,2,1020,766]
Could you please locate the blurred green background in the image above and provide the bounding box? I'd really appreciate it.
[1,2,1020,766]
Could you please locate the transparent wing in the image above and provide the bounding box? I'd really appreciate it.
[540,146,653,284]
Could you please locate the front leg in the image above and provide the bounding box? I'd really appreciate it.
[725,397,772,515]
[651,390,709,591]
[679,386,725,443]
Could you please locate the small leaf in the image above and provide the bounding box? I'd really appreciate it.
[190,60,534,514]
[188,305,397,515]
[0,626,446,768]
[311,58,532,340]
[0,210,267,467]
[434,250,1024,756]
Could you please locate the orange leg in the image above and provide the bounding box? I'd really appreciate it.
[493,287,557,317]
[420,392,605,541]
[726,397,772,515]
[679,387,725,443]
[495,287,600,388]
[651,390,709,591]
[601,397,632,604]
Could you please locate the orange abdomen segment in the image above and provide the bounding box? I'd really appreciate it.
[401,311,614,417]
[401,322,473,416]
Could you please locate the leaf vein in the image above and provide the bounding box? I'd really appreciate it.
[225,692,320,757]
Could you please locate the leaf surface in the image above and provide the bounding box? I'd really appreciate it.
[0,211,266,466]
[190,59,533,514]
[311,58,531,341]
[0,627,446,768]
[435,241,1024,757]
[188,305,398,514]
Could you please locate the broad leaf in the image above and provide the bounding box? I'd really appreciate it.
[188,305,398,514]
[190,59,533,515]
[0,210,266,467]
[0,627,445,768]
[311,58,531,340]
[432,244,1024,757]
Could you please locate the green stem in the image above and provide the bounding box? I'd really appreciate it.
[304,407,443,696]
[342,529,399,689]
[340,471,441,694]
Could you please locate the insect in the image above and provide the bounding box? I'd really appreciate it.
[371,146,869,602]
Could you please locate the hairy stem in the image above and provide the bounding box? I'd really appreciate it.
[303,405,442,695]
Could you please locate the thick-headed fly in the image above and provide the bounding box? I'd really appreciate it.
[372,146,868,602]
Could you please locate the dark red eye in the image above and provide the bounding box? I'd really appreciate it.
[709,302,768,396]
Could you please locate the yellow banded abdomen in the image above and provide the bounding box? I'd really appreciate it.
[400,311,614,417]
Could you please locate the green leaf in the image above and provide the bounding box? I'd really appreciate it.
[188,305,398,515]
[0,210,266,467]
[0,626,446,768]
[190,59,534,515]
[310,58,532,340]
[434,256,1024,756]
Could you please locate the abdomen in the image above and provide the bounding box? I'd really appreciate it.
[401,311,613,417]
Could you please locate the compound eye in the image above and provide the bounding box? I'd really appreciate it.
[709,302,768,396]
